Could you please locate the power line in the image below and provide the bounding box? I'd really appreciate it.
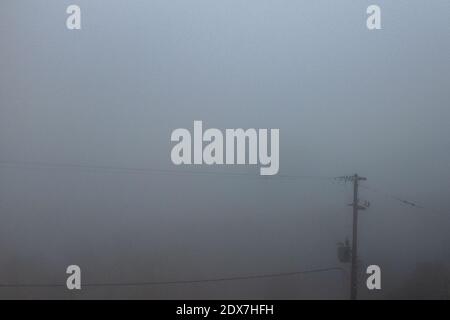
[0,159,333,181]
[359,184,422,208]
[1,160,446,216]
[4,160,445,214]
[360,184,450,218]
[0,267,344,288]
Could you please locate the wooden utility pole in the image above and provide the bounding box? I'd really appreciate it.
[350,173,366,300]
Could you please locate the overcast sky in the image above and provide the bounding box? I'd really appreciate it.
[0,0,449,299]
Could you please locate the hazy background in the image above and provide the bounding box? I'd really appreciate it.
[0,0,449,299]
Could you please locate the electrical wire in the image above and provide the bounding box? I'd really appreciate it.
[360,184,450,218]
[359,184,423,208]
[0,159,333,180]
[0,267,345,288]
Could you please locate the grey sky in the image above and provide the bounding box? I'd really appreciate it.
[0,0,449,299]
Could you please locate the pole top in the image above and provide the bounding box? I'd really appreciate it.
[334,174,367,182]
